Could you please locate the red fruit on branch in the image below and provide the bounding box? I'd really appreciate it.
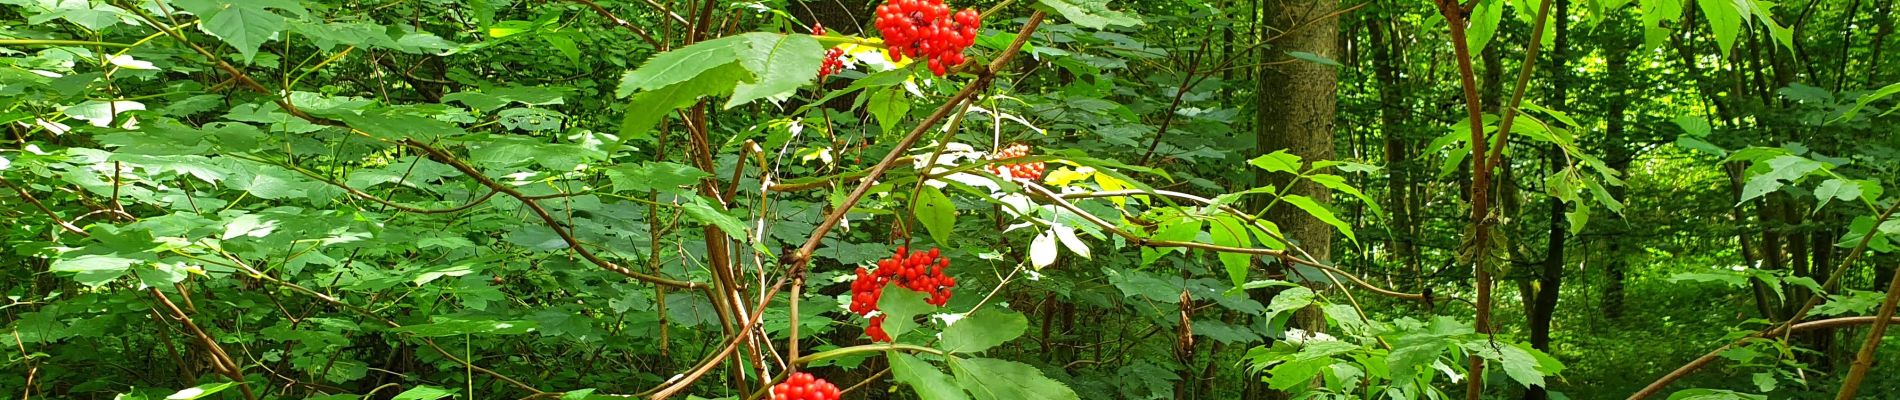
[987,143,1045,182]
[873,0,981,76]
[845,246,957,342]
[772,372,842,400]
[818,48,847,78]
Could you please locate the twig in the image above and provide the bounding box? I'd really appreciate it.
[565,0,663,47]
[1629,201,1900,400]
[0,177,88,236]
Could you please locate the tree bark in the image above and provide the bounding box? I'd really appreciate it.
[1250,0,1339,396]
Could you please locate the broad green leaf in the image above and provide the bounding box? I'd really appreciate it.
[1143,217,1202,265]
[1283,194,1355,242]
[1698,0,1743,56]
[390,318,537,337]
[1457,340,1554,388]
[1267,356,1332,390]
[1640,0,1686,48]
[1034,0,1142,29]
[1466,0,1504,54]
[866,87,912,133]
[391,386,455,400]
[941,308,1028,353]
[682,198,770,255]
[51,254,141,287]
[915,186,956,247]
[890,352,971,400]
[1264,287,1316,325]
[605,162,710,194]
[1667,271,1750,288]
[1813,178,1860,212]
[64,100,145,127]
[1248,150,1302,174]
[165,382,235,399]
[950,357,1081,400]
[728,33,825,108]
[878,288,936,339]
[1208,216,1253,287]
[618,34,746,95]
[1104,268,1182,304]
[619,63,749,139]
[200,3,289,63]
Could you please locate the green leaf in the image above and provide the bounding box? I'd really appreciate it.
[890,352,971,400]
[915,186,957,248]
[165,382,235,399]
[1267,356,1331,390]
[728,33,825,108]
[1034,0,1142,29]
[1285,51,1342,68]
[878,288,936,340]
[619,63,749,139]
[390,318,537,337]
[605,162,710,194]
[618,34,746,95]
[941,308,1028,354]
[1813,178,1860,212]
[950,357,1081,400]
[866,87,912,133]
[1640,0,1686,48]
[51,254,141,287]
[1459,340,1557,388]
[391,386,455,400]
[1698,0,1743,56]
[1466,0,1504,53]
[1282,194,1355,242]
[200,3,289,63]
[1248,150,1302,174]
[1208,216,1253,287]
[1834,81,1900,123]
[1306,174,1383,218]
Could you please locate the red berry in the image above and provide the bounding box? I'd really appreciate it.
[773,372,841,400]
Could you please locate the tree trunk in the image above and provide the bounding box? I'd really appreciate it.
[1524,2,1570,399]
[1249,0,1339,396]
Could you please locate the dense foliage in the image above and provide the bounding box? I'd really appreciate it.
[2,0,1898,399]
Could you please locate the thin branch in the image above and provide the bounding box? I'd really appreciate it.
[0,177,89,236]
[565,0,664,47]
[406,139,706,290]
[1630,201,1900,400]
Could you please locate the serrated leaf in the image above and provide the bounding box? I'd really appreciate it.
[941,308,1028,353]
[728,33,825,107]
[1813,178,1859,212]
[866,87,911,133]
[951,357,1081,400]
[201,4,287,63]
[1034,0,1142,29]
[891,352,971,400]
[916,186,956,248]
[618,35,746,96]
[619,62,749,139]
[605,162,709,194]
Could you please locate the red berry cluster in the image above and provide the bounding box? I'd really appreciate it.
[813,23,848,78]
[848,247,956,342]
[986,143,1045,181]
[819,48,847,78]
[771,372,841,400]
[874,0,981,75]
